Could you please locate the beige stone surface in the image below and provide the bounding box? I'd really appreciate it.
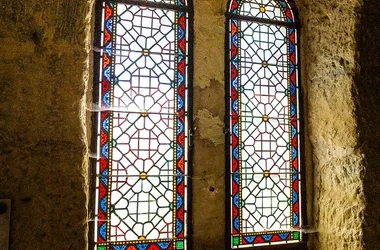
[1,0,380,249]
[0,0,91,248]
[195,109,224,146]
[192,1,226,248]
[298,0,366,249]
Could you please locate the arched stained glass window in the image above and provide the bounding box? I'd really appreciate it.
[226,0,303,248]
[92,0,192,249]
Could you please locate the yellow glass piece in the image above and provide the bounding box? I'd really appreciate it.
[143,49,149,56]
[259,6,266,13]
[263,115,268,122]
[141,111,148,117]
[264,170,270,178]
[140,172,148,180]
[262,61,268,68]
[139,236,146,240]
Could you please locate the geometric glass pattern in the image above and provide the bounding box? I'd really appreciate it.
[227,0,302,248]
[93,1,191,249]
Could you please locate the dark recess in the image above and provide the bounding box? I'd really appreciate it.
[0,202,8,214]
[355,0,380,248]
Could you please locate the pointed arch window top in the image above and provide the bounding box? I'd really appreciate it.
[135,0,188,7]
[227,0,303,248]
[228,0,295,23]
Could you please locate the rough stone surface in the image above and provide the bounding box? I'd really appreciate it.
[0,0,91,248]
[1,0,379,249]
[192,1,226,248]
[195,109,224,146]
[297,0,365,249]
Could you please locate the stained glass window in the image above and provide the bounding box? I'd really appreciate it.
[227,0,303,248]
[93,0,191,249]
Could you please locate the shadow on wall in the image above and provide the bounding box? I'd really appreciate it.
[355,0,380,248]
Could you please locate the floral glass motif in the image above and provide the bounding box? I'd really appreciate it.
[94,0,189,249]
[227,0,302,248]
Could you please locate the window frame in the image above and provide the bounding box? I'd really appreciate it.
[89,0,194,249]
[224,0,308,249]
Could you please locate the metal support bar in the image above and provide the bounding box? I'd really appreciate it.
[226,12,298,28]
[108,0,189,12]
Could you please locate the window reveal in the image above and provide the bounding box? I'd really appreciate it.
[93,0,191,249]
[227,0,302,248]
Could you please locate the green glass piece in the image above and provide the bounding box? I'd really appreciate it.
[112,140,117,147]
[285,89,289,96]
[233,236,240,245]
[287,198,291,205]
[98,247,106,250]
[169,202,173,210]
[294,231,300,240]
[287,143,290,150]
[176,241,184,249]
[241,201,245,207]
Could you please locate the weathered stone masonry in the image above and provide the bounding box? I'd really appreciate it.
[1,0,379,249]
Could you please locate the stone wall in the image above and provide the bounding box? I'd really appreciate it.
[192,0,226,248]
[297,0,366,249]
[1,0,379,249]
[0,0,91,248]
